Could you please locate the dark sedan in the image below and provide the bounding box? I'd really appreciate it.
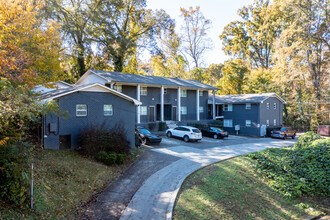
[201,127,229,139]
[137,128,162,144]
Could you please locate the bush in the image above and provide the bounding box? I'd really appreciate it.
[95,151,126,165]
[80,123,130,157]
[148,123,157,131]
[158,122,167,131]
[0,141,32,206]
[247,132,329,198]
[294,131,322,149]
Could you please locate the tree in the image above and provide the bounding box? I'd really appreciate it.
[180,6,212,69]
[243,68,274,93]
[271,0,330,128]
[92,0,173,72]
[204,63,224,89]
[44,0,102,77]
[220,59,249,95]
[0,0,63,86]
[220,0,280,69]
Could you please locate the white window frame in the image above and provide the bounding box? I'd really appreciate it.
[199,106,204,113]
[246,103,251,110]
[181,89,187,97]
[113,85,122,93]
[180,106,187,115]
[199,90,203,96]
[274,119,277,126]
[104,104,113,116]
[76,104,87,117]
[266,103,270,109]
[274,103,277,110]
[224,119,233,127]
[223,104,233,111]
[266,120,270,126]
[140,106,147,115]
[246,120,252,127]
[140,87,147,96]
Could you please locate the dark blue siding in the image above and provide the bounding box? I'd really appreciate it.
[44,91,136,149]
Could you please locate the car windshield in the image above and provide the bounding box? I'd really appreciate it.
[192,129,200,133]
[280,127,287,131]
[139,129,151,135]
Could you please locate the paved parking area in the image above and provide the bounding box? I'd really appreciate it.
[81,135,297,220]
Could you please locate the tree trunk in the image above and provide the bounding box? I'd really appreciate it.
[77,43,86,77]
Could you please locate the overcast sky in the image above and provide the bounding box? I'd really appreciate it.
[147,0,254,67]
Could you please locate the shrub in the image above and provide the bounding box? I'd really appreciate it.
[248,132,329,198]
[80,123,130,157]
[115,153,126,164]
[95,151,126,165]
[0,141,32,206]
[294,131,322,149]
[148,122,157,131]
[158,122,167,131]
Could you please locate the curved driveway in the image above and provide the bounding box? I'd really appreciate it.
[81,136,296,220]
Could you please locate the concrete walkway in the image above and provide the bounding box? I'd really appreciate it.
[120,139,296,220]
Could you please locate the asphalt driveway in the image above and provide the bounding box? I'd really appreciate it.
[80,135,297,220]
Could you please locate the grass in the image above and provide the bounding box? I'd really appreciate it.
[173,156,329,220]
[0,148,142,219]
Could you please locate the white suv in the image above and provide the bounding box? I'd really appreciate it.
[166,126,202,142]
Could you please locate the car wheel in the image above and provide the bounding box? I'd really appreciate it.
[292,134,296,139]
[283,135,287,140]
[166,131,172,138]
[213,134,218,139]
[183,135,189,142]
[141,138,146,145]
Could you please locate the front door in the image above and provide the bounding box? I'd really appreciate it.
[164,104,172,121]
[149,106,155,122]
[172,106,177,121]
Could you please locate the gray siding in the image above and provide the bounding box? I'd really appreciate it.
[44,91,136,149]
[119,85,210,123]
[223,103,260,136]
[259,97,283,126]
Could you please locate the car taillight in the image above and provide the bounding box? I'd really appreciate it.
[220,133,225,135]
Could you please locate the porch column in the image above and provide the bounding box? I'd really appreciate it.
[137,84,141,124]
[196,89,200,121]
[160,86,164,121]
[177,87,181,121]
[212,90,216,120]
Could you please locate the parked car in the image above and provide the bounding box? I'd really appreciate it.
[166,126,202,142]
[201,127,229,139]
[271,127,296,139]
[136,128,162,145]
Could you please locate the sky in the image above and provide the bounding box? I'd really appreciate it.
[146,0,254,67]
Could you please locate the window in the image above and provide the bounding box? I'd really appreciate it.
[224,119,233,127]
[246,120,252,127]
[274,119,277,126]
[104,105,113,116]
[164,88,167,94]
[199,106,204,113]
[266,103,270,109]
[181,89,187,97]
[223,104,233,111]
[113,85,122,92]
[266,120,270,126]
[140,106,147,115]
[246,103,251,110]
[140,87,147,96]
[274,103,277,109]
[180,106,187,115]
[199,90,203,96]
[76,104,87,116]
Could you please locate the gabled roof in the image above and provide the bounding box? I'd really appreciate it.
[32,81,73,94]
[38,83,141,105]
[208,93,286,104]
[76,69,219,90]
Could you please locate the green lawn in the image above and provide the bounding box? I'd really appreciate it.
[174,156,329,220]
[0,149,141,219]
